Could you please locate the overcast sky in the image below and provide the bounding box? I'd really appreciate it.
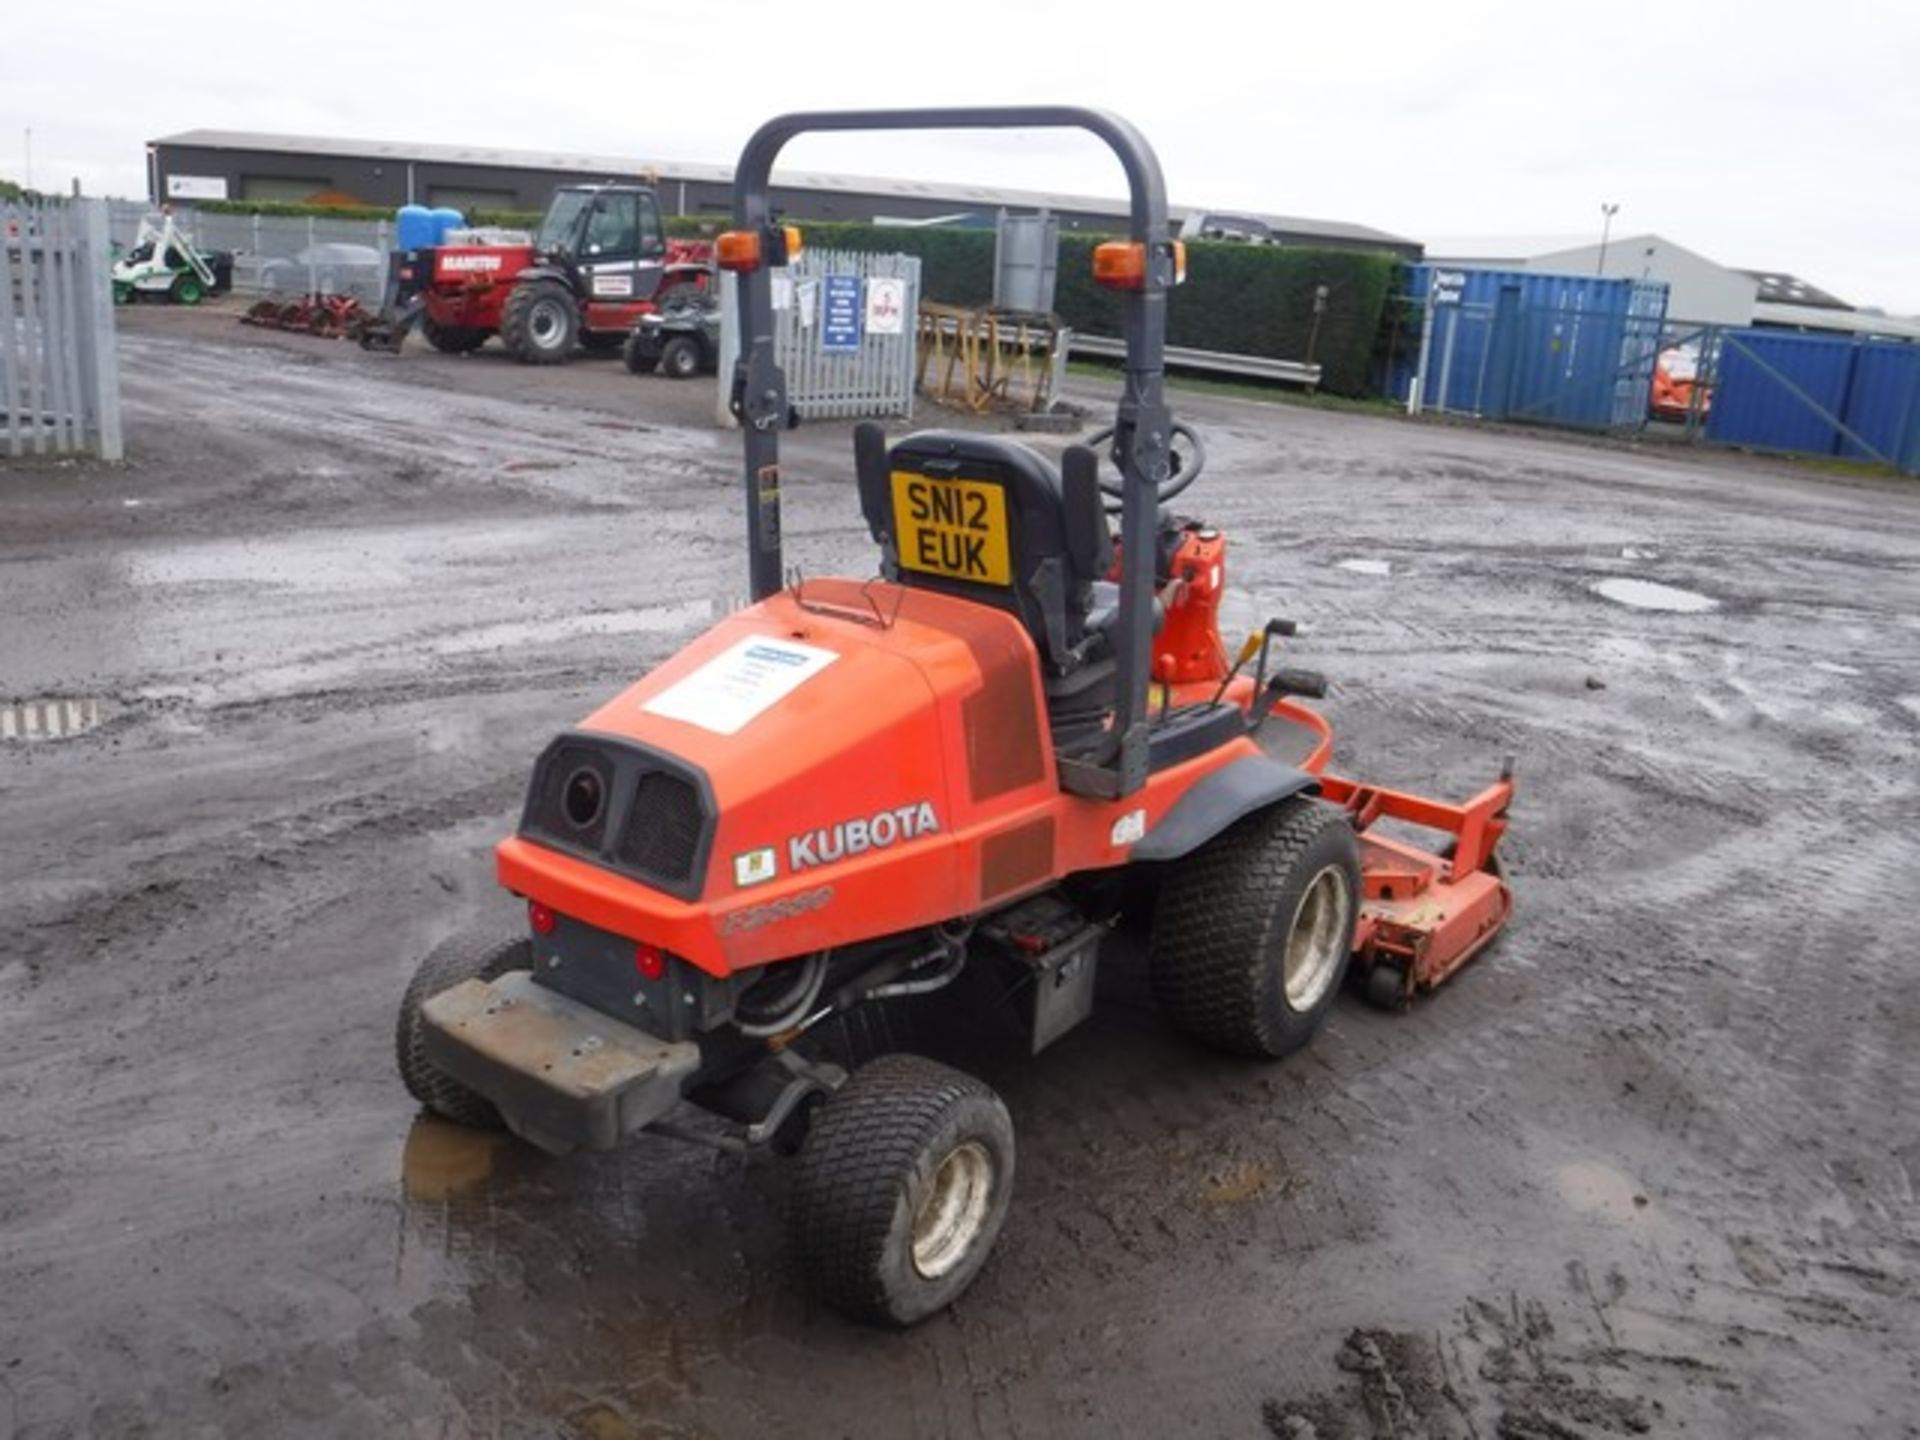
[6,0,1916,312]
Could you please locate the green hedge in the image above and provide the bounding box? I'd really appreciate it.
[790,222,1396,396]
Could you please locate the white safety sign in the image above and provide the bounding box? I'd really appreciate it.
[865,276,907,335]
[642,638,839,736]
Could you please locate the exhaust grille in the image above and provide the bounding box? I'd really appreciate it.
[617,770,705,886]
[518,733,714,900]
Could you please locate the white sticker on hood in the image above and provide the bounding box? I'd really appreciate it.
[642,637,839,736]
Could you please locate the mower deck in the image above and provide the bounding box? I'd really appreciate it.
[1248,696,1514,1005]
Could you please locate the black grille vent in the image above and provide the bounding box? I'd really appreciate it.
[618,770,705,885]
[527,743,614,852]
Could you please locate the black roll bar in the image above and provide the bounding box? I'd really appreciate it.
[729,106,1178,795]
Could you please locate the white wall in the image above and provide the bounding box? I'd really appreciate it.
[1528,234,1758,328]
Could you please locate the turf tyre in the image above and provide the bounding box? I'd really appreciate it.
[1149,795,1360,1058]
[789,1053,1014,1327]
[396,927,532,1128]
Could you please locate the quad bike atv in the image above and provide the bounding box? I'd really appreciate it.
[623,292,720,379]
[397,107,1514,1328]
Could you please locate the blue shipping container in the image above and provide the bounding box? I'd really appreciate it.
[1394,266,1669,431]
[1705,330,1920,473]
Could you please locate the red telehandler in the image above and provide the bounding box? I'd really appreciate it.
[359,183,712,362]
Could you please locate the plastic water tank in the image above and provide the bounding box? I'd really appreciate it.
[429,207,466,245]
[395,204,436,253]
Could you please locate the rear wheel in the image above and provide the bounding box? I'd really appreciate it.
[1149,795,1361,1058]
[659,335,702,379]
[421,314,488,353]
[789,1054,1014,1327]
[113,281,134,306]
[499,278,579,365]
[396,927,532,1128]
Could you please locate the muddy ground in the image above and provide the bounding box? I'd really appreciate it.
[2,303,1916,1439]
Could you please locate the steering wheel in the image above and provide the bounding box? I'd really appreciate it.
[1082,420,1206,506]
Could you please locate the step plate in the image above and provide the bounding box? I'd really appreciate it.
[420,972,700,1154]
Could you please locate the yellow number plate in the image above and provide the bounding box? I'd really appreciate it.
[890,472,1011,586]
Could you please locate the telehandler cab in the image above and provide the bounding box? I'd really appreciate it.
[398,107,1514,1326]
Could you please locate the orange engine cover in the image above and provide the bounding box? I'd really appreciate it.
[495,577,1264,976]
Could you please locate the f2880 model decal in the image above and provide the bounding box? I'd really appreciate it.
[789,802,939,872]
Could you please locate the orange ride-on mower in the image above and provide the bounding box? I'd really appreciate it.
[396,107,1515,1327]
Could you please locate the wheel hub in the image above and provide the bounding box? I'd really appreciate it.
[1283,865,1350,1009]
[911,1139,994,1280]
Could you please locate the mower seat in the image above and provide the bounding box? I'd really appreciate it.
[853,424,1120,751]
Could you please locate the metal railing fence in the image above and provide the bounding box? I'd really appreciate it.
[2,198,123,460]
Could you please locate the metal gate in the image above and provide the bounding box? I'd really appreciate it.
[2,198,123,460]
[718,248,921,422]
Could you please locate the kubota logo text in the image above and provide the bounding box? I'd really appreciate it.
[789,802,939,871]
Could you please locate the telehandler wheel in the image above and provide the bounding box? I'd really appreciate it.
[396,927,532,1128]
[500,278,579,365]
[788,1053,1014,1327]
[622,331,658,374]
[659,336,702,379]
[1149,795,1361,1059]
[421,316,488,354]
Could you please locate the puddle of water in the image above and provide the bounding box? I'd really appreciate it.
[1,696,113,742]
[1336,558,1393,576]
[1620,545,1657,560]
[401,1117,504,1201]
[1555,1161,1654,1223]
[1592,577,1718,614]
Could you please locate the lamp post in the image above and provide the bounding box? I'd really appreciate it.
[1597,202,1620,275]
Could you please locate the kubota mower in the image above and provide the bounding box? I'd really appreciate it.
[397,107,1514,1327]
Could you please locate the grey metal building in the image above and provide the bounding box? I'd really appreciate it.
[146,129,1422,257]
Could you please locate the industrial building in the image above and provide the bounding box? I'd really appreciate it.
[1426,231,1919,339]
[145,129,1423,257]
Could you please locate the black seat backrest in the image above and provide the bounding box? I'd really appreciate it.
[853,424,1110,669]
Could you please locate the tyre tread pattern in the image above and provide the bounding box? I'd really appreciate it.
[1150,796,1358,1057]
[395,928,530,1128]
[500,279,576,365]
[788,1053,1002,1326]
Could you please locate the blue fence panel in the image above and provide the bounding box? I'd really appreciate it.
[1840,341,1920,471]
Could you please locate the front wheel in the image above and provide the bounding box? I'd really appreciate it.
[659,335,702,379]
[1149,795,1361,1058]
[788,1054,1014,1327]
[170,274,205,306]
[499,278,579,365]
[622,331,658,374]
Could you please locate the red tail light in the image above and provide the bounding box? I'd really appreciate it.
[634,943,667,981]
[528,900,556,936]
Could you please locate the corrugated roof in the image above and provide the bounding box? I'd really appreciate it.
[149,128,1416,247]
[1737,269,1851,310]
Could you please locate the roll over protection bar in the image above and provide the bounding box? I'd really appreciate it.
[728,106,1179,795]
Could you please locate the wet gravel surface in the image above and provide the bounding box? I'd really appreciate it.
[2,306,1917,1438]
